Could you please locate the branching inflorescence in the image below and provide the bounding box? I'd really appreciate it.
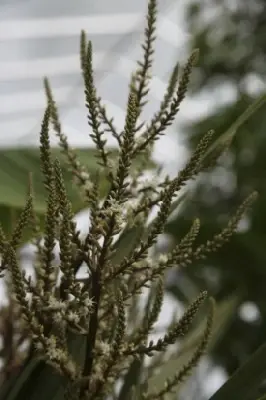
[0,1,257,399]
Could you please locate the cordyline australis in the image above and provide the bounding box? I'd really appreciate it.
[0,1,257,399]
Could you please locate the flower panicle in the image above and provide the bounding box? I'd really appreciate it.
[0,1,258,399]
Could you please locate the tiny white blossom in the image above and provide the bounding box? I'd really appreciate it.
[80,170,90,181]
[34,341,44,352]
[67,311,80,324]
[46,335,57,349]
[158,254,168,264]
[83,297,94,309]
[98,341,111,356]
[48,297,67,311]
[47,347,59,361]
[108,198,122,214]
[115,213,126,227]
[83,179,94,192]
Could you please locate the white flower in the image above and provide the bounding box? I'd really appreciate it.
[83,297,94,309]
[34,341,44,352]
[67,311,80,324]
[80,170,90,181]
[47,347,59,361]
[158,254,168,264]
[46,335,57,349]
[108,197,122,215]
[52,312,64,324]
[98,341,111,356]
[48,297,67,311]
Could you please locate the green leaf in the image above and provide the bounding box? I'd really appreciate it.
[209,340,266,400]
[0,148,96,211]
[0,147,155,243]
[256,394,266,400]
[0,147,104,239]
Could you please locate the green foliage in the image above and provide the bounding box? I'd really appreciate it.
[209,340,266,400]
[0,0,263,399]
[0,147,153,243]
[0,147,109,240]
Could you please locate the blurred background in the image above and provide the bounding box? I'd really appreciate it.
[1,0,266,399]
